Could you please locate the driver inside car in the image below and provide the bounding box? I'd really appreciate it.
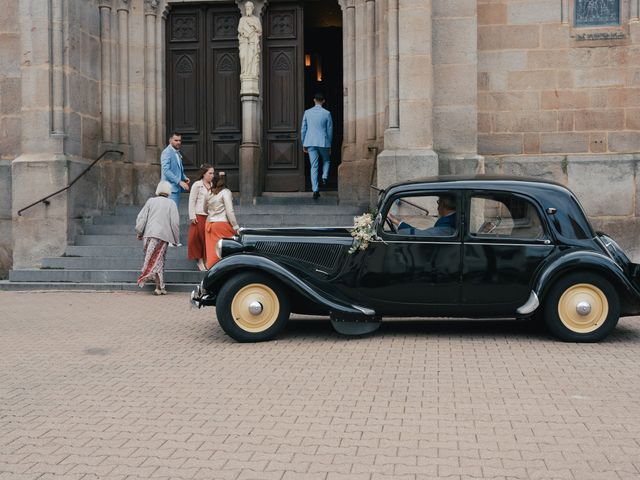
[388,194,457,237]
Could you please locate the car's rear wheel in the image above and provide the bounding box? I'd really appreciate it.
[543,272,619,342]
[216,272,290,342]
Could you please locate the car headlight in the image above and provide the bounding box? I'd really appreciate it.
[215,239,223,259]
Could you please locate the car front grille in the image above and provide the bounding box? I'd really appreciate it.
[254,242,347,271]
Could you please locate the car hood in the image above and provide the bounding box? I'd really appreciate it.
[239,226,353,238]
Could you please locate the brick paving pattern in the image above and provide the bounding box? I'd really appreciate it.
[1,291,640,480]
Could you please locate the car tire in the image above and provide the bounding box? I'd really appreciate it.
[543,272,620,342]
[216,272,290,342]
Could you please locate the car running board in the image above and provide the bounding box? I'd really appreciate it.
[330,311,381,336]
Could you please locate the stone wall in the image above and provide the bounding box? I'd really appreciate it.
[0,0,21,276]
[477,0,640,156]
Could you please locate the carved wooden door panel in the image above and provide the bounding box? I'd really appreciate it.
[166,8,205,174]
[206,7,241,191]
[263,3,304,191]
[167,5,241,187]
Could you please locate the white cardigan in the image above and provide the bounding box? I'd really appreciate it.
[188,180,209,220]
[205,188,239,229]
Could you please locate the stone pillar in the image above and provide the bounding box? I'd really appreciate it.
[117,0,130,145]
[12,0,69,268]
[99,1,113,143]
[144,0,158,148]
[377,0,438,188]
[365,0,376,140]
[432,0,483,175]
[51,0,65,135]
[387,0,399,129]
[346,1,356,144]
[237,0,265,202]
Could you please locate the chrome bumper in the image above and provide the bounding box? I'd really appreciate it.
[191,283,216,308]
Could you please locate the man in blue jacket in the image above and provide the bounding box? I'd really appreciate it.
[301,93,333,200]
[160,132,190,206]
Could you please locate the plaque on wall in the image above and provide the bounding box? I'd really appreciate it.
[575,0,620,27]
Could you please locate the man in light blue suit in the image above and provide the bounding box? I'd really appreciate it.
[301,93,333,199]
[160,132,190,207]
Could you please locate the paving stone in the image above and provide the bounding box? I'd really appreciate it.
[1,292,640,479]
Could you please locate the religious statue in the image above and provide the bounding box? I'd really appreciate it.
[238,1,262,80]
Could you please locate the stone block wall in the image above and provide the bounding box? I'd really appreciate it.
[477,0,640,156]
[0,0,21,276]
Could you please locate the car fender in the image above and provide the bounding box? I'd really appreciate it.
[533,250,639,304]
[202,254,376,317]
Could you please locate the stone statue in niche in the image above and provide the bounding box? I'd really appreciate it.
[238,1,262,80]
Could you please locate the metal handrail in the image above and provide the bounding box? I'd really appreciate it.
[17,150,124,216]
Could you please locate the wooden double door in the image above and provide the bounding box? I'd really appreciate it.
[166,2,305,191]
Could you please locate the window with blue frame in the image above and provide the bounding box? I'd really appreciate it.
[575,0,620,27]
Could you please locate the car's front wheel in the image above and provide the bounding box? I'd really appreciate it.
[215,272,290,342]
[543,272,619,342]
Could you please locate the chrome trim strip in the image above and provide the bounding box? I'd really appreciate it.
[516,291,539,315]
[244,235,352,242]
[466,242,552,247]
[352,304,376,316]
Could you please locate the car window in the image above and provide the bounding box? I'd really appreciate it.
[383,193,458,238]
[469,193,544,240]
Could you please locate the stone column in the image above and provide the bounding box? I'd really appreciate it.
[346,1,356,144]
[377,0,438,188]
[144,0,159,148]
[432,0,483,175]
[237,0,265,202]
[51,0,65,135]
[117,0,130,145]
[387,0,399,129]
[12,0,68,268]
[99,1,113,143]
[632,0,640,21]
[365,0,376,140]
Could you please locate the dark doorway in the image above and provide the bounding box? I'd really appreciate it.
[303,1,343,192]
[166,4,242,190]
[166,1,343,194]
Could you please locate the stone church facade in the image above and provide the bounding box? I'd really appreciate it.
[1,0,639,275]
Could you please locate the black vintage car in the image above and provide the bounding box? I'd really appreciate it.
[191,176,640,343]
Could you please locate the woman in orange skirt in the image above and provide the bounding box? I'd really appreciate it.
[204,172,240,268]
[187,164,214,271]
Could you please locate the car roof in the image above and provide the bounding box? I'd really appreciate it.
[381,175,596,241]
[385,174,571,195]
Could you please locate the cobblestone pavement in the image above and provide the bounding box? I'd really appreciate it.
[1,291,640,480]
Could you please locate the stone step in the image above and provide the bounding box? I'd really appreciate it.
[114,203,364,216]
[75,235,188,246]
[9,269,204,284]
[87,215,356,232]
[64,245,189,258]
[0,280,195,292]
[42,256,198,270]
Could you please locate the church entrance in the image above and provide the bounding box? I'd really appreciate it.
[165,1,342,193]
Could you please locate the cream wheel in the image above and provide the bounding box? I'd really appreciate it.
[543,272,619,342]
[216,272,291,342]
[557,283,608,333]
[231,283,280,333]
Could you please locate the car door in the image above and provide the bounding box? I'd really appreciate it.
[353,191,463,315]
[462,190,555,313]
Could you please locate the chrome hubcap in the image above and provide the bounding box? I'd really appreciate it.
[248,301,263,316]
[576,301,592,316]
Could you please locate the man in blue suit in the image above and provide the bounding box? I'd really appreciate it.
[301,93,333,200]
[160,132,190,207]
[390,195,457,237]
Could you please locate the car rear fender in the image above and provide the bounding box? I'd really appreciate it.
[202,254,376,318]
[533,250,640,313]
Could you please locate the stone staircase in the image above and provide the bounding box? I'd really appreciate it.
[1,193,366,292]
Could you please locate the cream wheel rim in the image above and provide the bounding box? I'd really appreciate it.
[231,283,280,333]
[557,283,608,333]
